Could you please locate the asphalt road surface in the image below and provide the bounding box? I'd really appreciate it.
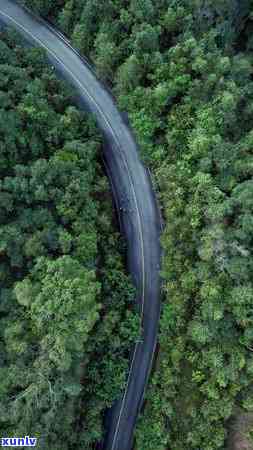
[0,2,162,449]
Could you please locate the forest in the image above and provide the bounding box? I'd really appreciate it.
[0,27,138,449]
[2,0,253,449]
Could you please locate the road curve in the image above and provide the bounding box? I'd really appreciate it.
[0,2,162,449]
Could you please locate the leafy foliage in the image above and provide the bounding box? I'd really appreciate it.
[0,30,138,449]
[10,0,253,448]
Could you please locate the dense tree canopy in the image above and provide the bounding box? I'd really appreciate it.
[8,0,253,448]
[0,30,138,449]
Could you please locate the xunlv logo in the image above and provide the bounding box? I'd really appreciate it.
[1,437,37,447]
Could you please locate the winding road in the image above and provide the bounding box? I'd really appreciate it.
[0,2,162,449]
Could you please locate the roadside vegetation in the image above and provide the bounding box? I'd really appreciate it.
[0,29,138,449]
[7,0,253,449]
